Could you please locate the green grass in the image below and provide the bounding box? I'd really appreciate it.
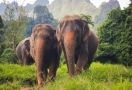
[0,62,132,90]
[0,64,37,90]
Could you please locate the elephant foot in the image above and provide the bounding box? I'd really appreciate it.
[48,75,55,81]
[37,77,44,89]
[38,82,43,89]
[68,74,74,78]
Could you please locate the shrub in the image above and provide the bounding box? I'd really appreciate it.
[0,48,18,64]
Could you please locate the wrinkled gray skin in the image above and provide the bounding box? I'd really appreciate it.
[16,37,34,65]
[30,24,62,88]
[56,15,99,77]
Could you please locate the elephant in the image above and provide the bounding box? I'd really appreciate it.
[16,37,34,65]
[56,15,99,77]
[30,24,62,88]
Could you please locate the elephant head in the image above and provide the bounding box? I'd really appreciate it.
[16,37,34,65]
[30,24,61,88]
[24,38,30,55]
[56,15,91,43]
[56,15,91,77]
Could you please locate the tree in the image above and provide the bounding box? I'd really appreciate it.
[0,15,4,37]
[0,15,4,28]
[0,1,28,63]
[2,1,28,52]
[117,0,132,65]
[33,5,58,27]
[0,15,4,56]
[0,15,4,38]
[96,0,132,66]
[26,5,58,36]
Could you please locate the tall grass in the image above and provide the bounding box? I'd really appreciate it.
[0,64,37,90]
[43,62,132,90]
[0,62,132,90]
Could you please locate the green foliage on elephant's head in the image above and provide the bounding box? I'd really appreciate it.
[80,14,94,26]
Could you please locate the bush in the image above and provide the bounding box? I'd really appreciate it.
[0,48,18,64]
[0,64,36,90]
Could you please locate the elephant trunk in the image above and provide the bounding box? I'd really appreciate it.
[36,37,46,88]
[63,31,76,77]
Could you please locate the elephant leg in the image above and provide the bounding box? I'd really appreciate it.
[75,53,78,64]
[84,41,98,70]
[84,52,94,70]
[21,53,26,65]
[37,71,44,88]
[75,45,88,73]
[48,59,58,81]
[37,62,48,88]
[83,55,93,70]
[23,57,27,65]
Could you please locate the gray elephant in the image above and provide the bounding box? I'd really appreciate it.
[16,37,34,65]
[56,15,99,77]
[30,24,62,88]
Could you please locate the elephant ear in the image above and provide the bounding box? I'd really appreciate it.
[82,20,91,42]
[24,39,30,55]
[56,23,61,42]
[53,30,60,48]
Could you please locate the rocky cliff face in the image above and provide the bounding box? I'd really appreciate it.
[34,0,49,6]
[25,0,49,12]
[0,0,120,30]
[47,0,120,22]
[0,0,49,15]
[94,0,120,25]
[0,1,19,15]
[47,0,97,20]
[108,0,120,8]
[85,0,91,3]
[99,0,120,12]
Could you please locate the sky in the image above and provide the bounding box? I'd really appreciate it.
[0,0,130,9]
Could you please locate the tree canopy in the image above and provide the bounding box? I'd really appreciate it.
[96,0,132,66]
[0,15,4,28]
[26,5,58,37]
[0,1,28,63]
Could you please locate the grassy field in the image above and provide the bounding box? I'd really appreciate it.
[0,62,132,90]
